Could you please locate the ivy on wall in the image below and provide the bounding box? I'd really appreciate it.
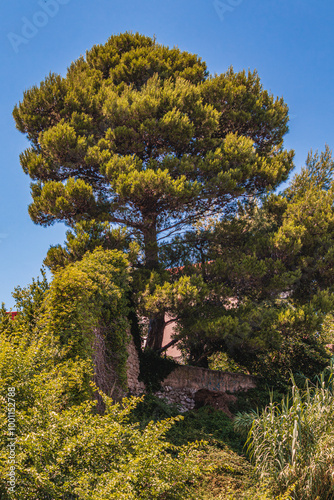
[42,248,132,391]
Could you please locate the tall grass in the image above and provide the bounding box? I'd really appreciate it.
[245,361,334,499]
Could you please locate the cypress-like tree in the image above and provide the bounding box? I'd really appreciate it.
[13,32,293,350]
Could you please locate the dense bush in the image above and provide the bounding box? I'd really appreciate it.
[0,251,207,499]
[138,349,177,392]
[131,393,243,450]
[1,389,204,498]
[1,362,204,499]
[130,394,257,499]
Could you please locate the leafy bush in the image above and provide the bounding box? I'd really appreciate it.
[0,295,206,499]
[131,393,244,451]
[130,394,258,499]
[229,383,286,416]
[1,384,205,499]
[130,393,180,426]
[138,349,177,392]
[167,406,243,452]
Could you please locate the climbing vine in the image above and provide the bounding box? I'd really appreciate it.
[42,248,132,391]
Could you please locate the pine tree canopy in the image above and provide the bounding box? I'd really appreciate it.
[13,32,294,271]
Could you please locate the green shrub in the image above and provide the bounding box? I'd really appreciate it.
[130,395,256,499]
[229,382,286,415]
[138,349,177,392]
[1,390,205,498]
[0,311,206,499]
[167,406,243,452]
[130,393,180,426]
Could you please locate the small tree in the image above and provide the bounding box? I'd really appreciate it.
[13,32,293,350]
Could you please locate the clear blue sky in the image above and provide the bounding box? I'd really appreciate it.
[1,0,333,307]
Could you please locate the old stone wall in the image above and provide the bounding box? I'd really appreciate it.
[93,327,125,410]
[126,336,145,394]
[125,338,256,412]
[154,386,197,412]
[161,365,256,393]
[156,365,256,412]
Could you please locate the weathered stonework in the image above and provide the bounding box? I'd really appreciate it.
[126,336,145,394]
[155,365,256,412]
[93,327,125,411]
[154,386,197,413]
[125,338,256,413]
[161,365,256,393]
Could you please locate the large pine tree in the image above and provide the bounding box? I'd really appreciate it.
[13,32,293,350]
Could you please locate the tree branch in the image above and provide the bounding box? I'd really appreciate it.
[164,317,179,326]
[157,338,180,354]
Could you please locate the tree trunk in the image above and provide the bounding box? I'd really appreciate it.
[143,223,166,351]
[146,314,166,351]
[143,224,159,270]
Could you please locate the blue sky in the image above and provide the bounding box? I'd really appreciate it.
[1,0,333,307]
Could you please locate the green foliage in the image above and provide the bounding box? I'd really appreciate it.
[8,270,49,333]
[0,278,206,499]
[0,318,96,499]
[14,31,293,349]
[285,144,334,197]
[138,349,177,392]
[246,297,331,387]
[44,220,139,272]
[196,444,254,500]
[229,383,285,417]
[130,394,255,499]
[274,149,334,301]
[220,485,294,500]
[246,363,334,499]
[202,67,289,154]
[167,288,330,382]
[208,352,248,373]
[130,393,180,426]
[168,406,243,452]
[43,248,131,389]
[1,375,204,499]
[141,272,208,315]
[156,147,334,382]
[320,312,334,344]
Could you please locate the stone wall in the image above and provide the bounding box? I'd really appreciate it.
[155,365,256,412]
[93,327,124,410]
[126,336,145,394]
[154,386,197,412]
[126,337,256,413]
[161,365,256,393]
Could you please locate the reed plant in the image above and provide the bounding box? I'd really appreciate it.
[245,361,334,499]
